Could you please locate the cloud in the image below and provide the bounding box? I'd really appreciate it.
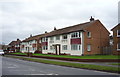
[0,0,119,44]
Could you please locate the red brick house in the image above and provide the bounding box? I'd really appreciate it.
[111,23,120,55]
[8,39,21,52]
[40,17,110,55]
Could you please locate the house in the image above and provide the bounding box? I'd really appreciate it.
[40,17,110,56]
[8,39,21,52]
[111,23,120,55]
[20,34,44,53]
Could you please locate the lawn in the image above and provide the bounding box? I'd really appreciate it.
[33,54,119,59]
[5,55,120,73]
[10,52,27,55]
[10,52,119,59]
[109,63,120,66]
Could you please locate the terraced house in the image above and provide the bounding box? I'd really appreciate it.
[111,23,120,55]
[20,34,43,53]
[40,17,110,56]
[8,39,21,52]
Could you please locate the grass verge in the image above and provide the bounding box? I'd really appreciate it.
[9,52,119,59]
[109,63,120,66]
[4,55,120,73]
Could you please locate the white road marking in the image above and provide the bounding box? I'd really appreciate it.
[28,73,58,75]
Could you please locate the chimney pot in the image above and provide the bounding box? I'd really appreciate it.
[90,16,94,21]
[54,27,57,30]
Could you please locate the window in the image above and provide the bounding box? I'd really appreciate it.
[87,44,91,51]
[50,46,53,50]
[56,36,60,40]
[42,37,48,42]
[62,34,67,39]
[117,30,120,37]
[42,46,48,50]
[71,44,81,50]
[117,43,120,50]
[46,38,48,42]
[71,32,81,38]
[62,45,67,50]
[26,47,27,51]
[33,47,35,50]
[87,32,91,38]
[50,37,54,41]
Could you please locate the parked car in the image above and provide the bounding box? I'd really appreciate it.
[0,49,5,56]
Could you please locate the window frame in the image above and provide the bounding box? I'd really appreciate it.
[50,37,54,41]
[87,44,91,52]
[42,37,48,42]
[71,44,81,50]
[117,30,120,37]
[71,32,81,38]
[56,35,60,40]
[117,43,120,51]
[62,34,67,40]
[42,46,48,50]
[87,32,91,38]
[62,45,68,50]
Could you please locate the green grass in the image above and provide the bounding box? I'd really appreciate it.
[10,52,119,59]
[5,55,120,73]
[109,63,120,66]
[33,53,119,59]
[11,52,27,55]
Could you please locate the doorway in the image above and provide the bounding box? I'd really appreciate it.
[54,44,61,55]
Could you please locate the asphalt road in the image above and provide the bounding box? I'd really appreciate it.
[1,56,119,75]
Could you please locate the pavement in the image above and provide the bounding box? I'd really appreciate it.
[2,56,119,75]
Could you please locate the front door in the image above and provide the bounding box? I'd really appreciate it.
[54,44,60,55]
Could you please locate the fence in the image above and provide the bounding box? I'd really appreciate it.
[102,46,113,55]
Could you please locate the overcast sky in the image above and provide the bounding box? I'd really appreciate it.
[0,0,119,44]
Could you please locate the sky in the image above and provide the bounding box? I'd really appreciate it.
[0,0,119,44]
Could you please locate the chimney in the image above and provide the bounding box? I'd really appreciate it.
[30,34,32,37]
[45,31,47,33]
[90,16,94,22]
[17,38,19,41]
[54,27,57,30]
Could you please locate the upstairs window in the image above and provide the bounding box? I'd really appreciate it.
[42,37,48,42]
[62,34,67,39]
[56,35,60,40]
[87,32,91,38]
[117,30,120,37]
[50,37,54,41]
[71,32,81,38]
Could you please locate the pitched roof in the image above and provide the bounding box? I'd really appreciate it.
[22,34,46,42]
[42,20,100,37]
[111,23,120,31]
[9,39,21,45]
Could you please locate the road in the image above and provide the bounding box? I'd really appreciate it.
[1,56,119,75]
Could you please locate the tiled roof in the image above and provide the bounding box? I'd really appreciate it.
[111,23,120,31]
[42,20,100,37]
[9,39,21,45]
[22,34,46,42]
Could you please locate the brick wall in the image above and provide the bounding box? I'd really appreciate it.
[84,20,110,55]
[112,25,120,55]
